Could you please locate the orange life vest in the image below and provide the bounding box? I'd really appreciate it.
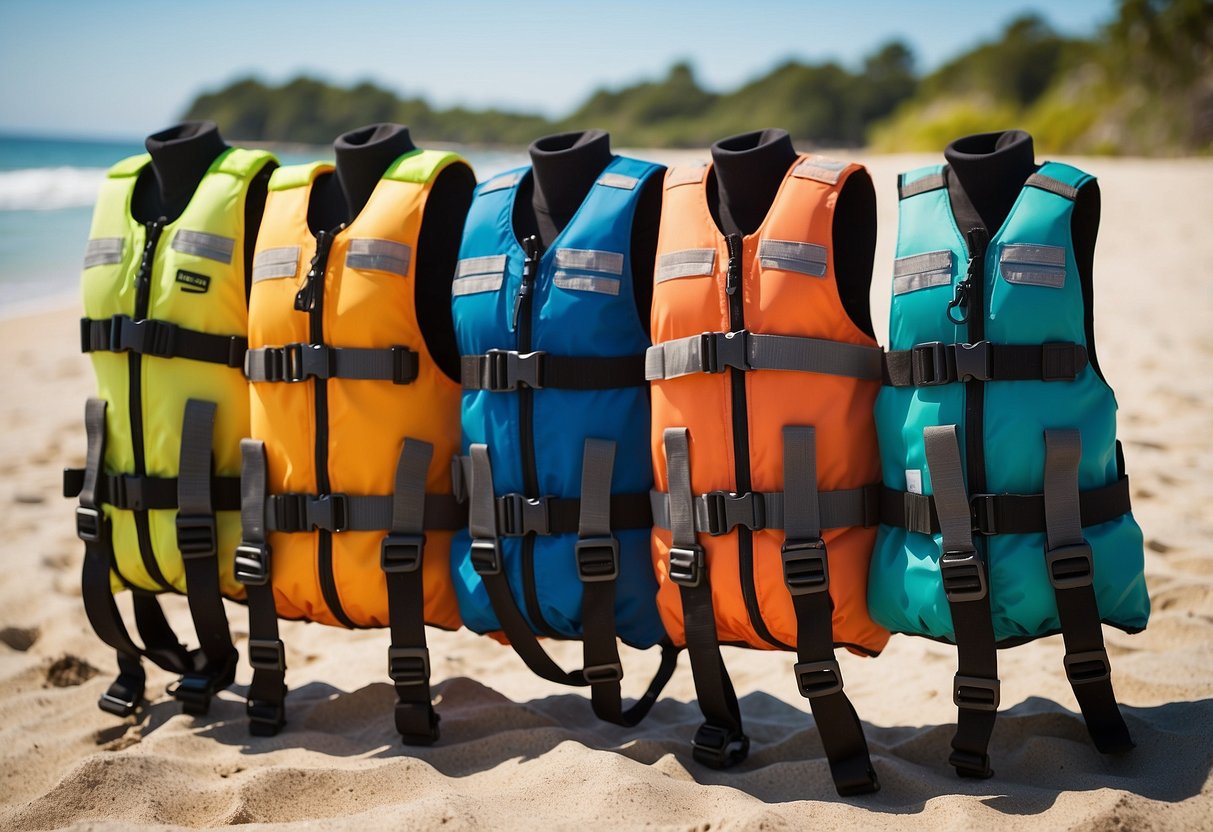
[648,155,889,794]
[238,150,471,743]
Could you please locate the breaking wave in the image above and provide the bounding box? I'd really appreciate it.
[0,167,107,211]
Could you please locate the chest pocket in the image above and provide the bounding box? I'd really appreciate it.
[551,248,624,296]
[453,254,507,296]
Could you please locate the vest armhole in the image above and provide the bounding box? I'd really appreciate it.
[1072,179,1105,384]
[415,161,477,383]
[630,170,665,326]
[833,168,877,340]
[243,160,278,301]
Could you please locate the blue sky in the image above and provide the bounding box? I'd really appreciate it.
[1,0,1116,140]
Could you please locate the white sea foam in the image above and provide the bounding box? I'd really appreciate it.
[0,166,107,211]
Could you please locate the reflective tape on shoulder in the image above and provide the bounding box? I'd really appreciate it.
[346,238,411,276]
[83,238,125,269]
[655,248,716,282]
[252,245,301,282]
[792,155,847,185]
[171,229,236,264]
[479,173,520,194]
[665,166,707,188]
[597,172,639,190]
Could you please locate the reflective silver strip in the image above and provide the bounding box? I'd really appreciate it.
[553,248,623,275]
[1000,244,1066,288]
[83,238,124,269]
[656,248,716,282]
[552,271,621,296]
[171,229,236,264]
[456,254,508,278]
[666,166,707,188]
[480,173,520,193]
[1026,173,1079,201]
[251,245,301,282]
[345,238,411,276]
[452,274,504,296]
[898,172,946,199]
[757,239,827,277]
[892,250,954,295]
[598,173,638,190]
[792,155,846,185]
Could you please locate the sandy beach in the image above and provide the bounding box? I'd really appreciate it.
[0,153,1210,830]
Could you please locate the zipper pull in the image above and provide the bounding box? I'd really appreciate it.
[295,227,338,312]
[135,217,166,293]
[724,233,743,296]
[512,234,542,331]
[946,227,988,325]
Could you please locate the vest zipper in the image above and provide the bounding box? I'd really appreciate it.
[297,227,356,628]
[130,218,172,590]
[962,226,990,515]
[724,233,790,650]
[515,235,556,636]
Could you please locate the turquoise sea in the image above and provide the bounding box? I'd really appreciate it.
[0,134,527,315]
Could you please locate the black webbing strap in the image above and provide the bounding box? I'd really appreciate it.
[880,476,1133,536]
[81,315,246,368]
[664,428,749,768]
[781,426,879,795]
[466,443,678,726]
[883,341,1088,387]
[76,398,193,717]
[245,343,419,385]
[235,439,287,736]
[63,467,242,512]
[460,350,646,391]
[264,491,466,534]
[381,438,440,745]
[170,399,238,715]
[486,491,651,537]
[924,425,999,779]
[1043,430,1133,754]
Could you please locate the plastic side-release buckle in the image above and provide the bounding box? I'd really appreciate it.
[1046,541,1094,590]
[668,544,705,588]
[495,493,550,537]
[575,537,619,582]
[484,348,545,391]
[953,340,991,383]
[692,722,750,769]
[703,490,766,535]
[381,533,425,573]
[940,548,988,603]
[310,493,348,532]
[699,330,749,374]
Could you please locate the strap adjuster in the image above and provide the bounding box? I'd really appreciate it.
[234,543,270,586]
[781,538,829,595]
[702,490,766,535]
[668,544,705,588]
[484,348,545,391]
[691,722,750,769]
[247,638,286,672]
[1064,649,1111,685]
[940,548,988,602]
[176,514,217,559]
[75,506,104,543]
[470,538,503,576]
[387,646,430,686]
[247,699,286,736]
[391,346,419,384]
[1046,541,1094,590]
[699,330,749,373]
[575,536,620,583]
[953,673,1001,711]
[794,659,844,699]
[381,533,425,573]
[97,671,143,717]
[495,493,550,537]
[171,649,238,716]
[582,662,624,684]
[949,748,994,779]
[911,341,950,386]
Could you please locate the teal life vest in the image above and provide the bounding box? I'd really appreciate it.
[869,161,1148,778]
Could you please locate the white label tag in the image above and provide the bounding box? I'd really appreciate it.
[905,469,923,495]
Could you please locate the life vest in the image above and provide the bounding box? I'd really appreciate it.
[67,147,276,717]
[450,157,678,728]
[648,156,888,795]
[239,149,471,743]
[870,161,1147,778]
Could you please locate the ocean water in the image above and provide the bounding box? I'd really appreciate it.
[0,134,527,315]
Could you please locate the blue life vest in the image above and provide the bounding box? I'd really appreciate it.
[450,156,675,725]
[870,161,1147,777]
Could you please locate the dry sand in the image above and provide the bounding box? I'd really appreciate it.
[0,154,1210,830]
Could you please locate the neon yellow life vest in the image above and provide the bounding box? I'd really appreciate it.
[68,146,276,718]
